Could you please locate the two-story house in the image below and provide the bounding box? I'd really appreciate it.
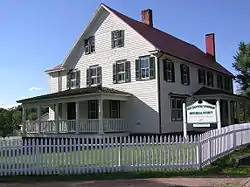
[17,3,248,137]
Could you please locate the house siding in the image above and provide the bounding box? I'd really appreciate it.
[159,54,231,133]
[48,9,159,134]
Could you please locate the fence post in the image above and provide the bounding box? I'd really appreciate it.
[196,135,202,169]
[208,136,212,164]
[233,130,237,150]
[118,137,123,171]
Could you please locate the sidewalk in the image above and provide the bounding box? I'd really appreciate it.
[0,177,248,187]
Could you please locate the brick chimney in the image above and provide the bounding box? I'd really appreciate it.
[205,33,216,60]
[141,9,153,27]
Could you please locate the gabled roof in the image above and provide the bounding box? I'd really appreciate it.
[16,86,131,103]
[46,3,232,76]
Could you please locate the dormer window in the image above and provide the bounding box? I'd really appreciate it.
[111,30,124,48]
[67,69,80,89]
[84,36,95,54]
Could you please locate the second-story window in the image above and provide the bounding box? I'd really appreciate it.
[163,59,175,82]
[113,60,131,83]
[86,65,102,87]
[198,69,206,85]
[111,30,124,48]
[217,74,223,89]
[84,36,95,54]
[67,69,80,89]
[135,56,155,80]
[207,71,214,87]
[224,76,232,91]
[180,64,190,85]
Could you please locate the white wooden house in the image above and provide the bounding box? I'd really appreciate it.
[17,3,250,137]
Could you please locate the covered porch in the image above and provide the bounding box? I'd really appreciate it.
[191,87,250,127]
[17,86,132,136]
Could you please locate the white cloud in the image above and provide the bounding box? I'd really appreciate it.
[28,87,42,92]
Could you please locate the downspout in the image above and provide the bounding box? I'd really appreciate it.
[156,50,164,134]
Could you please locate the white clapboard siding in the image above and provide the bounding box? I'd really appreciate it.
[0,123,250,176]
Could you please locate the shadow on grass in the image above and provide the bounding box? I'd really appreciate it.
[1,146,250,183]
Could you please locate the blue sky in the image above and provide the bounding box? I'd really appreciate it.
[0,0,249,108]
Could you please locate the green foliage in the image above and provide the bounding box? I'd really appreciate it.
[232,42,250,92]
[0,105,48,137]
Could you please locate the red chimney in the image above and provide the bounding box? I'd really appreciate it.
[205,33,216,60]
[141,9,153,27]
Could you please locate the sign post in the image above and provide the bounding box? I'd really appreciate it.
[183,100,221,139]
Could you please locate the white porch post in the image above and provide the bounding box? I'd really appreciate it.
[37,106,41,133]
[227,100,232,125]
[98,98,104,134]
[236,101,240,123]
[22,105,27,135]
[76,101,80,134]
[216,100,221,129]
[55,103,59,133]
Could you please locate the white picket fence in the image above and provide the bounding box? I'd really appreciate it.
[0,123,250,176]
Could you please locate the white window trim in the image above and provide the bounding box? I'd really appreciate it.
[70,70,77,89]
[171,97,185,121]
[89,66,100,87]
[113,30,123,48]
[117,61,126,83]
[140,56,150,80]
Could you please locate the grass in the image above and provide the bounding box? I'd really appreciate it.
[1,144,250,183]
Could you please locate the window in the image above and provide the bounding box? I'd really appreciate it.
[180,64,190,85]
[113,60,130,83]
[109,100,120,118]
[198,69,206,85]
[163,59,175,82]
[67,69,80,89]
[111,30,124,48]
[88,100,98,119]
[217,74,223,89]
[84,36,95,54]
[224,77,232,91]
[171,97,186,121]
[86,66,102,86]
[207,71,214,87]
[135,56,155,80]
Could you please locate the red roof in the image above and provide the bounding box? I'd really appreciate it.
[102,4,233,76]
[45,64,63,73]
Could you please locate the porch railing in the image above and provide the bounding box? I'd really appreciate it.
[25,119,127,134]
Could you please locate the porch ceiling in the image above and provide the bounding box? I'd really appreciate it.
[16,86,132,105]
[193,86,250,101]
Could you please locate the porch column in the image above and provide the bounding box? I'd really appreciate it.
[227,100,232,125]
[22,105,27,135]
[55,103,59,133]
[236,101,240,123]
[76,101,80,134]
[98,98,104,134]
[37,106,41,133]
[216,100,221,129]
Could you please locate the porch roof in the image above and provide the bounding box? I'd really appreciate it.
[16,86,132,104]
[193,87,250,100]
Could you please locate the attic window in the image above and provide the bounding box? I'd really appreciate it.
[84,36,95,54]
[111,30,124,48]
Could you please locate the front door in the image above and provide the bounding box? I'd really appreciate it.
[67,102,76,120]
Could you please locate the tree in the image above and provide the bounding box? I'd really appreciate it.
[232,42,250,94]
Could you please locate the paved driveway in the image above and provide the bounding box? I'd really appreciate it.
[0,178,248,187]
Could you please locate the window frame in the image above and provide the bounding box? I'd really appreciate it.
[84,36,95,54]
[140,56,150,80]
[112,30,124,48]
[109,100,120,118]
[207,71,214,87]
[116,60,126,83]
[182,64,189,85]
[67,69,80,89]
[217,74,223,89]
[198,69,206,85]
[165,60,174,82]
[88,100,98,119]
[87,65,101,87]
[171,97,186,121]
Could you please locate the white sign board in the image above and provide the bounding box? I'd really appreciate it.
[186,100,217,124]
[182,100,221,139]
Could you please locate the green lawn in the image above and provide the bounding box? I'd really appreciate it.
[0,142,197,170]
